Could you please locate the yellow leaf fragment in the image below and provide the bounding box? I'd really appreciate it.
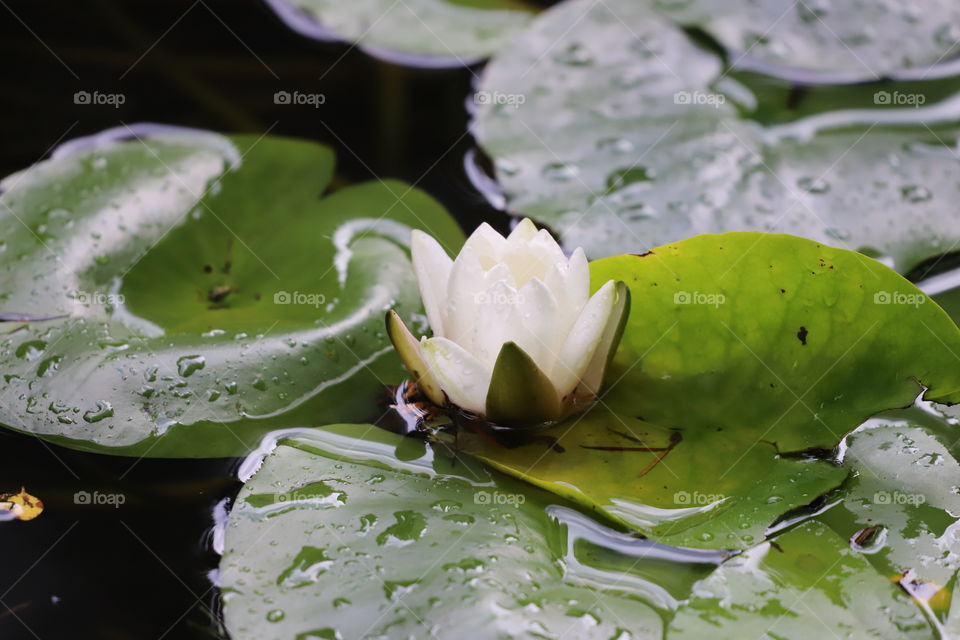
[0,487,44,521]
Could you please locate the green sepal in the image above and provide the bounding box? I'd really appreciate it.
[485,341,562,427]
[385,310,446,407]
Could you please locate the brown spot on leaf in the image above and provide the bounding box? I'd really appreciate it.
[797,326,808,345]
[208,285,232,303]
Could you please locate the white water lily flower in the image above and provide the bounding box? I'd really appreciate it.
[387,218,629,426]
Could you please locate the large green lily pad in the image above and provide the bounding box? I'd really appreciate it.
[264,0,536,66]
[592,233,960,448]
[668,521,932,638]
[219,424,668,639]
[472,0,960,273]
[0,126,464,457]
[657,0,960,80]
[461,233,960,549]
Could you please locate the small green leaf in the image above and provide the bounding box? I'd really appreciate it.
[486,341,562,425]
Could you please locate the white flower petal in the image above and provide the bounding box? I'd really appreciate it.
[578,281,630,395]
[544,247,588,337]
[551,280,617,397]
[530,228,567,265]
[506,218,538,245]
[411,230,452,337]
[420,337,491,415]
[502,242,555,287]
[564,247,590,314]
[445,245,486,348]
[511,277,561,371]
[469,280,517,370]
[484,262,515,289]
[462,222,508,269]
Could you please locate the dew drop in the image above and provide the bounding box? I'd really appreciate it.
[176,354,206,377]
[901,185,932,203]
[82,401,114,423]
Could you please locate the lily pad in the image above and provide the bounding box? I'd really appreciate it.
[657,0,960,81]
[219,424,668,639]
[460,409,848,550]
[0,125,464,457]
[461,232,960,549]
[591,233,960,446]
[263,0,536,67]
[668,521,932,638]
[472,0,960,273]
[820,421,960,586]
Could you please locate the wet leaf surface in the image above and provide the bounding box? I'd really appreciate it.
[265,0,536,66]
[460,409,847,550]
[0,126,464,457]
[820,419,960,586]
[668,521,932,638]
[656,0,960,80]
[473,0,960,273]
[220,424,672,639]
